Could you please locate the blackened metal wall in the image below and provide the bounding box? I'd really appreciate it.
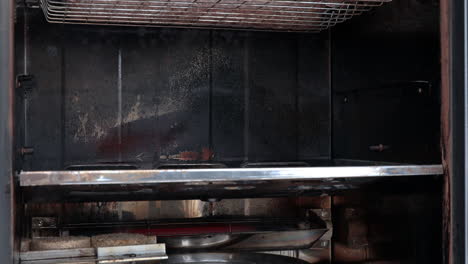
[17,9,331,171]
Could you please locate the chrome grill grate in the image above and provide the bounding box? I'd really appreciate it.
[40,0,390,32]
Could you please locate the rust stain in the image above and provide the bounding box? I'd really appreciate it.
[96,120,186,155]
[98,133,154,155]
[201,147,214,161]
[179,151,201,161]
[161,147,214,161]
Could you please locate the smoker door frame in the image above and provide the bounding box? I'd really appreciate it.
[443,0,468,263]
[0,0,465,263]
[0,0,15,262]
[455,1,468,259]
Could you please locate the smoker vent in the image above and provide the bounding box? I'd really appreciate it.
[40,0,390,32]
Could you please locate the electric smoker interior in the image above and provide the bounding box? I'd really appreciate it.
[14,0,443,263]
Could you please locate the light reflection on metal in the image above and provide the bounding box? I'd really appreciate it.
[20,165,443,187]
[159,252,311,264]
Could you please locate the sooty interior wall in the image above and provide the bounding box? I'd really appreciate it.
[16,9,330,170]
[332,0,441,164]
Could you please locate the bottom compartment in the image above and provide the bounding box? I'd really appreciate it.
[19,177,442,264]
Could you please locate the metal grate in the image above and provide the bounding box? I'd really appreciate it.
[40,0,390,32]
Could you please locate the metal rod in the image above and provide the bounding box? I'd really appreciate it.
[23,9,29,150]
[243,34,250,162]
[117,47,122,162]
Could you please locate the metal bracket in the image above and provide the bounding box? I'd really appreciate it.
[310,209,333,244]
[31,217,58,238]
[16,75,35,165]
[16,74,35,97]
[32,217,57,229]
[18,147,34,158]
[309,206,333,263]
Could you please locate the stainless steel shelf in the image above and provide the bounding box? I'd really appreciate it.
[20,164,443,187]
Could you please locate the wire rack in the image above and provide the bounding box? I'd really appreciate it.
[40,0,390,32]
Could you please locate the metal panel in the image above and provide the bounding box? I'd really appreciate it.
[331,0,441,164]
[0,0,14,262]
[19,165,442,186]
[63,29,119,165]
[297,34,330,160]
[25,11,63,170]
[211,30,248,162]
[210,31,329,163]
[249,33,298,161]
[21,16,332,170]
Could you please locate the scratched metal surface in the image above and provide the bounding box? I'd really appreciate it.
[19,9,330,170]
